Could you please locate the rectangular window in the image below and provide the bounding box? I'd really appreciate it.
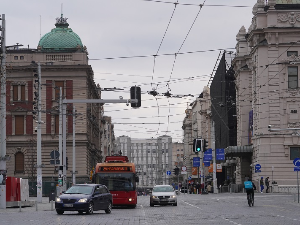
[290,147,300,160]
[55,115,59,134]
[287,51,298,57]
[15,115,24,135]
[14,56,18,60]
[288,67,298,89]
[55,81,64,100]
[13,85,25,101]
[20,56,24,60]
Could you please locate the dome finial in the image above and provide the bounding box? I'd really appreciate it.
[55,3,68,28]
[55,15,69,28]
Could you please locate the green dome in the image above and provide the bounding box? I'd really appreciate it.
[38,16,84,52]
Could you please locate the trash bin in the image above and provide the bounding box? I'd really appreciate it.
[49,190,56,202]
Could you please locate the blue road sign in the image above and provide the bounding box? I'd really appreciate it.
[204,149,212,161]
[216,148,225,160]
[293,158,300,167]
[193,157,200,167]
[204,161,210,167]
[188,176,192,180]
[255,169,261,173]
[255,164,261,170]
[166,170,171,175]
[294,167,300,172]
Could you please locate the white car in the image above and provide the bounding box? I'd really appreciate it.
[150,185,177,207]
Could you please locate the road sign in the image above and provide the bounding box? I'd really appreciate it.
[204,161,210,167]
[204,149,212,161]
[293,158,300,167]
[50,150,60,159]
[188,176,192,180]
[294,167,300,172]
[181,166,187,172]
[166,170,171,175]
[255,169,261,173]
[255,164,261,170]
[216,148,225,160]
[50,159,60,165]
[193,157,200,167]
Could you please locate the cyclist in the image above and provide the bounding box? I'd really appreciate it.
[245,178,256,204]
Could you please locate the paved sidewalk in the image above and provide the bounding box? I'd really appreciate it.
[0,197,56,213]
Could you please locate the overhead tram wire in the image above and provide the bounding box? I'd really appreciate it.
[142,0,251,8]
[88,47,236,61]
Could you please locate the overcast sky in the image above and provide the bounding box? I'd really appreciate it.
[2,0,257,142]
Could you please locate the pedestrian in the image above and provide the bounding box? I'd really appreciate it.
[196,182,200,194]
[265,177,270,193]
[260,177,264,193]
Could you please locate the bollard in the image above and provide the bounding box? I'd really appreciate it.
[36,201,38,211]
[19,201,21,212]
[243,188,244,193]
[230,187,232,194]
[51,200,54,211]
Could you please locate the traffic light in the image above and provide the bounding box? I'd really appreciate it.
[173,167,179,176]
[193,139,202,153]
[130,86,141,108]
[203,139,209,152]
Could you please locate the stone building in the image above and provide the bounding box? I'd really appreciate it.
[233,0,300,186]
[4,15,105,194]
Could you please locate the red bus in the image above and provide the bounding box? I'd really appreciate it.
[93,155,139,208]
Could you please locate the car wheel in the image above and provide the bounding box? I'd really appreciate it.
[56,209,64,214]
[150,203,154,207]
[86,202,94,214]
[105,202,112,214]
[173,202,177,206]
[78,211,84,214]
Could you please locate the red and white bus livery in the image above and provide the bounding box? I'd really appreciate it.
[94,155,139,208]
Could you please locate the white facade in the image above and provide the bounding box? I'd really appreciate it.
[115,135,172,187]
[233,0,300,185]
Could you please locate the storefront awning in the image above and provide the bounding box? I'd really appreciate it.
[225,145,253,157]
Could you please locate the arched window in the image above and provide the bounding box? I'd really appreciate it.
[15,152,24,173]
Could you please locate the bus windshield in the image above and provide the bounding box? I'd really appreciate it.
[95,173,135,191]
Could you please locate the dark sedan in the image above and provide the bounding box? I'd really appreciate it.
[55,184,112,214]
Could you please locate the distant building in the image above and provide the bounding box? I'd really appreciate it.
[4,15,106,194]
[115,135,172,187]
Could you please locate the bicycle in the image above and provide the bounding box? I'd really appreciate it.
[247,192,254,207]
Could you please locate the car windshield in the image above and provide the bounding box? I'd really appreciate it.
[65,185,93,195]
[153,186,174,192]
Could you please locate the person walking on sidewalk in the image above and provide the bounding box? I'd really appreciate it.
[260,177,264,193]
[265,177,270,193]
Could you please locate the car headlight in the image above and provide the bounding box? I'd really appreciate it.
[171,195,176,198]
[78,198,87,203]
[56,197,61,202]
[152,195,158,199]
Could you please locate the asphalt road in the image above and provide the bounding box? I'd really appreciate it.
[1,192,300,225]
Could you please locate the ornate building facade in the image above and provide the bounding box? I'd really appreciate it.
[5,15,105,194]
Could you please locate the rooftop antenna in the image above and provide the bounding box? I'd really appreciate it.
[61,3,63,17]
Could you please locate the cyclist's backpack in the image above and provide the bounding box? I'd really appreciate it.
[244,181,253,190]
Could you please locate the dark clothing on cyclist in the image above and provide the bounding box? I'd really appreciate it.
[246,182,256,200]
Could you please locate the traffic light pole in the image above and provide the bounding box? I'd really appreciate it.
[60,97,139,192]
